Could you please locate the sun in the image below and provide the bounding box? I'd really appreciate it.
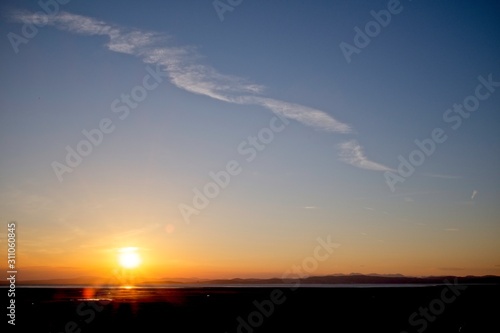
[118,247,141,269]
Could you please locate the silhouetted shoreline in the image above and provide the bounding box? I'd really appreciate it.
[5,273,500,287]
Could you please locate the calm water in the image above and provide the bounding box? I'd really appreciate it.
[15,283,446,302]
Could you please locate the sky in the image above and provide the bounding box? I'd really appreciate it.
[1,0,499,282]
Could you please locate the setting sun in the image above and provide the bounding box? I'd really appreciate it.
[118,247,141,269]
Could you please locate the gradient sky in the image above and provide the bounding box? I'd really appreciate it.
[1,0,499,281]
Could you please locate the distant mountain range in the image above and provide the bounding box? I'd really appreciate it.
[4,274,500,286]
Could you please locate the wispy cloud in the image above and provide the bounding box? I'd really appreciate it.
[236,96,352,133]
[471,190,478,200]
[12,11,351,133]
[13,10,417,178]
[444,228,459,232]
[303,206,318,210]
[337,140,394,172]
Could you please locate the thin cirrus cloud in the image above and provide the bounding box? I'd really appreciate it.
[12,11,351,134]
[471,190,478,200]
[337,140,394,172]
[12,10,394,170]
[233,96,353,133]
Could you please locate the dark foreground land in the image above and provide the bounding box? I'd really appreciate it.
[5,285,500,332]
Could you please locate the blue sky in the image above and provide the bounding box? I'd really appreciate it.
[1,0,499,279]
